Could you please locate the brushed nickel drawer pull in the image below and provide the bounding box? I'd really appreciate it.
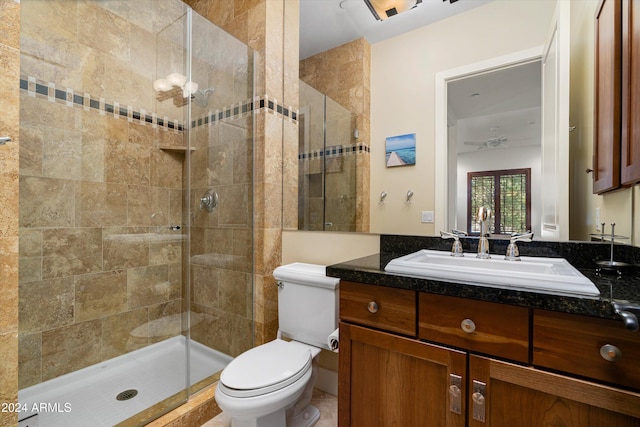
[461,318,476,333]
[472,380,486,422]
[600,344,622,362]
[367,301,379,314]
[449,374,462,414]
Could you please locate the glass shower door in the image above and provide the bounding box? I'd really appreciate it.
[186,11,255,374]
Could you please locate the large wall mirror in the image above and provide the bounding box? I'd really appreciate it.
[291,0,635,242]
[444,59,542,238]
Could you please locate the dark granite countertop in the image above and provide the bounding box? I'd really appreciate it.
[326,235,640,322]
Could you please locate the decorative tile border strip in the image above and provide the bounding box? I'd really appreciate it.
[298,143,370,160]
[20,75,185,132]
[19,76,298,132]
[189,94,298,129]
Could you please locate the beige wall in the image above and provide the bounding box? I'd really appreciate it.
[282,230,379,266]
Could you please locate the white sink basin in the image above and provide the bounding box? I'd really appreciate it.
[384,250,600,298]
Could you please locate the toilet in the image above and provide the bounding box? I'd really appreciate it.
[215,263,340,427]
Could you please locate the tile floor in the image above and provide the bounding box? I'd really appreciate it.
[200,389,338,427]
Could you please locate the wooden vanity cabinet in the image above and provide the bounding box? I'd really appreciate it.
[338,281,465,427]
[338,282,640,426]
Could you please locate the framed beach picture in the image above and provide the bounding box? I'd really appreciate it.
[385,133,416,167]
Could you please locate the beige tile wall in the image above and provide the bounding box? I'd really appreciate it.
[17,0,188,391]
[0,0,20,424]
[300,38,371,232]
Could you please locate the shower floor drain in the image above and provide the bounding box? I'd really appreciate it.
[116,389,138,401]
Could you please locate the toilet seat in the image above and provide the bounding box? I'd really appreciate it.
[219,340,313,398]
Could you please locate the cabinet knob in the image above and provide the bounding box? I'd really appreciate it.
[367,301,379,314]
[461,318,476,334]
[600,344,622,362]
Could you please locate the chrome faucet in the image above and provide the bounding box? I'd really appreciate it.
[440,229,467,257]
[476,207,492,259]
[505,231,534,261]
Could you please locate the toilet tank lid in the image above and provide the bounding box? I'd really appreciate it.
[273,263,339,289]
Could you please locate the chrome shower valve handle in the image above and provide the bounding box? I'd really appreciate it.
[200,189,218,212]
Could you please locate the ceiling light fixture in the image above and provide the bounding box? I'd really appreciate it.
[363,0,422,21]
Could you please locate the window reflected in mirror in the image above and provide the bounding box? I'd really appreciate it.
[467,168,531,235]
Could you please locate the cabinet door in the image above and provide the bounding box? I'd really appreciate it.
[468,355,640,427]
[594,0,623,193]
[338,322,466,427]
[621,0,640,184]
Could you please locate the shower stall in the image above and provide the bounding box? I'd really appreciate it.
[17,1,254,425]
[298,81,357,232]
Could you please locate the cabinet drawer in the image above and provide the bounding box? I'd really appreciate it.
[419,293,530,363]
[533,309,640,391]
[340,281,416,336]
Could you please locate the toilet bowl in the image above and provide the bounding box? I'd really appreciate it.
[215,339,321,427]
[215,263,339,427]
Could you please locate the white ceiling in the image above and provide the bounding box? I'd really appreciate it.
[299,0,495,59]
[448,60,542,153]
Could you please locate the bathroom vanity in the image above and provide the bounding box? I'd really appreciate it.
[328,235,640,427]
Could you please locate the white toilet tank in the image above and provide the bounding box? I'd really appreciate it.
[273,263,339,350]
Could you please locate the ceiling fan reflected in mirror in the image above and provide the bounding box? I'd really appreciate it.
[464,126,509,150]
[464,136,509,149]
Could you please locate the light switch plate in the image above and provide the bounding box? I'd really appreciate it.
[421,211,434,223]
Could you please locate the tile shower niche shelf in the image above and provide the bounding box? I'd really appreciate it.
[159,146,196,152]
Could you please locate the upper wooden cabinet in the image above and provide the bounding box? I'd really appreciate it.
[594,0,622,193]
[621,0,640,185]
[593,0,640,193]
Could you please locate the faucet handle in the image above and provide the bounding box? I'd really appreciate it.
[440,231,465,257]
[510,231,534,243]
[505,232,533,261]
